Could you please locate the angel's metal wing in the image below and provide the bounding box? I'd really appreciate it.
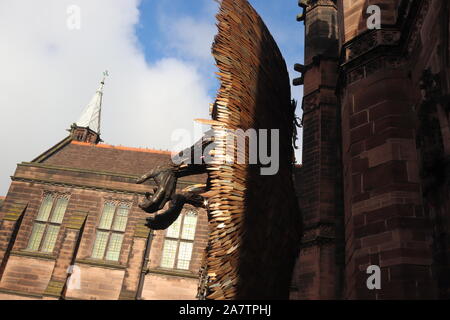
[201,0,302,300]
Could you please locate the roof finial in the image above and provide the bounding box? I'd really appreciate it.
[76,71,109,135]
[102,70,109,84]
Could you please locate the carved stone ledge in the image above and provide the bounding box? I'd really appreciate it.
[11,176,144,196]
[10,250,57,261]
[75,258,127,270]
[304,0,337,12]
[147,268,198,279]
[346,56,406,84]
[345,30,401,62]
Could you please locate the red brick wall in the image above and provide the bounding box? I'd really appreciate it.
[0,256,54,295]
[0,144,208,300]
[337,0,440,299]
[142,274,198,300]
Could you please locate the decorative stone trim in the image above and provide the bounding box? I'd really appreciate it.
[339,0,432,87]
[19,162,202,186]
[10,250,57,261]
[304,0,337,12]
[103,199,132,209]
[11,176,145,196]
[42,190,70,200]
[346,56,406,84]
[345,29,401,62]
[75,259,127,270]
[147,268,198,279]
[12,174,199,195]
[19,162,139,180]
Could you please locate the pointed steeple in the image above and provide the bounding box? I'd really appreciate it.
[77,71,108,134]
[70,71,108,144]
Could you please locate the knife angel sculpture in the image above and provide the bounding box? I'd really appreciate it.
[137,0,301,300]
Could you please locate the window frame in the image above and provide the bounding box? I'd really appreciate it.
[26,192,70,254]
[160,209,198,271]
[91,201,131,262]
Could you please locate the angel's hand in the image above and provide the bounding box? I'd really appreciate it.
[136,173,150,184]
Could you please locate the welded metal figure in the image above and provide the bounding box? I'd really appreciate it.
[136,130,213,230]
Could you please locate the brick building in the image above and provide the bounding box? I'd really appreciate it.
[290,0,450,299]
[0,78,208,300]
[0,0,449,301]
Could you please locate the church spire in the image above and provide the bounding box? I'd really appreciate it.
[76,71,108,134]
[70,71,108,144]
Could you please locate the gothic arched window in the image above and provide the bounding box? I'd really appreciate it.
[27,192,69,253]
[160,209,198,270]
[91,201,131,262]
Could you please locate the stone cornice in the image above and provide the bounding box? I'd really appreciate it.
[11,176,145,196]
[16,162,202,189]
[343,29,402,65]
[75,258,127,270]
[147,268,199,279]
[19,162,140,180]
[304,0,337,12]
[11,176,201,196]
[337,0,431,87]
[10,250,57,261]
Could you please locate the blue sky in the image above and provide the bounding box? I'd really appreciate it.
[0,0,305,195]
[135,0,305,112]
[134,0,305,160]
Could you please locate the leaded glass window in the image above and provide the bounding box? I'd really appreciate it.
[26,193,69,253]
[160,209,198,270]
[91,202,130,262]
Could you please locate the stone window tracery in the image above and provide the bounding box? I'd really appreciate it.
[26,192,70,253]
[91,201,131,262]
[160,208,198,270]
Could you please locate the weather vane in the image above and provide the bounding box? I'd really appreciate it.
[101,70,109,84]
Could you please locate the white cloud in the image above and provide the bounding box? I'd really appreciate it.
[0,0,212,194]
[162,16,216,62]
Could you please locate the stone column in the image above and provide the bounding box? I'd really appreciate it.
[291,0,344,300]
